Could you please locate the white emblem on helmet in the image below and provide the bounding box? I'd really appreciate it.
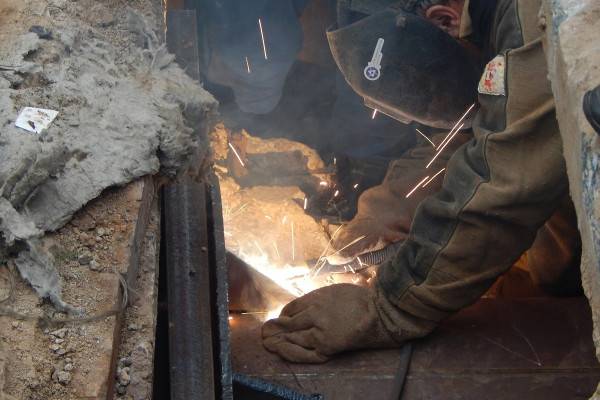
[364,38,384,81]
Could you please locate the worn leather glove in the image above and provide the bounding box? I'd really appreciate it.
[262,284,398,363]
[327,133,470,265]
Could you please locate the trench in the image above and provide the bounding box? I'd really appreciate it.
[152,1,600,399]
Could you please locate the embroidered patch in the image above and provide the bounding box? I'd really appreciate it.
[478,55,506,96]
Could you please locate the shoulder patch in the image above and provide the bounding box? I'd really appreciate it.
[478,55,506,96]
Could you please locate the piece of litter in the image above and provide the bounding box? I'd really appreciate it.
[15,107,58,134]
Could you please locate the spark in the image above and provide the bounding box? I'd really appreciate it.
[327,235,367,258]
[415,128,436,147]
[334,190,340,197]
[228,143,245,167]
[372,109,378,119]
[319,181,328,187]
[258,18,268,60]
[228,316,233,321]
[303,197,308,210]
[422,168,446,188]
[333,157,337,165]
[353,183,359,190]
[405,175,431,198]
[282,215,287,225]
[426,123,465,169]
[347,263,356,274]
[253,240,265,256]
[352,277,360,284]
[357,256,364,268]
[273,242,280,259]
[291,222,295,261]
[436,103,475,150]
[245,56,251,74]
[311,225,345,272]
[265,215,272,220]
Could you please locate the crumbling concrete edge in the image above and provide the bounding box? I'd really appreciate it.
[542,1,600,398]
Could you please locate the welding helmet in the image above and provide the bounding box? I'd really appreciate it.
[327,7,480,129]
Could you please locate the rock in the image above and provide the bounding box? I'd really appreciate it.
[72,214,96,231]
[64,363,74,372]
[96,227,107,237]
[49,344,61,352]
[116,384,127,395]
[55,348,67,356]
[54,338,65,344]
[119,357,132,367]
[89,260,100,271]
[127,323,139,331]
[77,254,92,266]
[117,367,131,386]
[10,321,19,329]
[56,371,71,385]
[50,328,68,338]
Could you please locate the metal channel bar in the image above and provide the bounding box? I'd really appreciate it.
[164,180,216,399]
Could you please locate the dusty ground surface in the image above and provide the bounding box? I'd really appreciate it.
[0,0,216,311]
[0,0,198,398]
[0,180,152,400]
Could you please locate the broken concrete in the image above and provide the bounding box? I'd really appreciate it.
[541,1,600,397]
[0,0,217,309]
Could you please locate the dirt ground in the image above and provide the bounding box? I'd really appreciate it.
[0,0,165,399]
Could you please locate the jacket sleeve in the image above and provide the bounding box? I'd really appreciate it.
[373,9,569,340]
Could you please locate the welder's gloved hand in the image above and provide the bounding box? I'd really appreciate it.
[262,284,398,363]
[327,133,470,265]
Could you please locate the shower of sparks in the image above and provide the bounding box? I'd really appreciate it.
[415,128,436,147]
[405,175,430,198]
[245,56,251,73]
[436,103,475,150]
[371,109,378,119]
[291,222,295,261]
[353,183,359,189]
[228,142,245,167]
[319,181,328,187]
[334,190,340,197]
[422,168,446,187]
[426,123,464,169]
[258,18,268,60]
[303,197,308,210]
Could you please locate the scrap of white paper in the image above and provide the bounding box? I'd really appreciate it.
[15,107,58,134]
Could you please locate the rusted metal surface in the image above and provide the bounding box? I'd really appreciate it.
[164,180,216,400]
[231,297,600,400]
[166,9,200,81]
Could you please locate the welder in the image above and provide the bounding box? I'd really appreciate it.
[262,0,583,363]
